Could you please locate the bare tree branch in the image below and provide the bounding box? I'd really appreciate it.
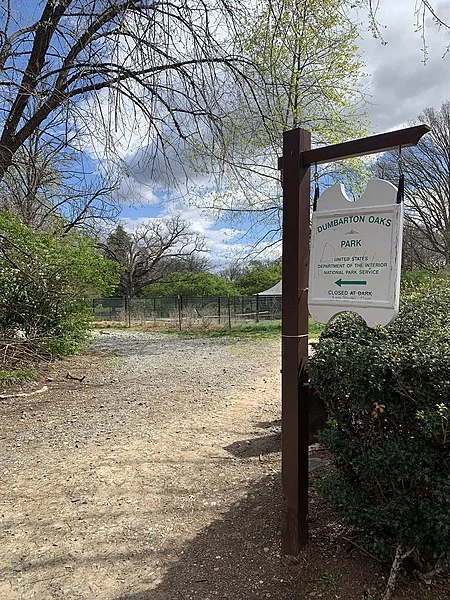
[0,0,260,185]
[100,217,207,296]
[375,101,450,266]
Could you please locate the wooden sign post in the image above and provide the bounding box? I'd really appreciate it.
[279,124,430,555]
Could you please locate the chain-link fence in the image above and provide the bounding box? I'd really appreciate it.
[92,295,282,328]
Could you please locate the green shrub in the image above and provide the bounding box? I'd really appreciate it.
[309,285,450,567]
[0,369,36,385]
[0,211,119,357]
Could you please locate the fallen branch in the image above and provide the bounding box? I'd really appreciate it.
[340,535,384,564]
[0,336,53,369]
[0,385,48,399]
[29,572,70,584]
[382,545,414,600]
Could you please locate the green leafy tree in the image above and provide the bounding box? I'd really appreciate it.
[245,0,365,142]
[195,0,366,248]
[144,271,239,297]
[0,210,119,356]
[236,260,282,295]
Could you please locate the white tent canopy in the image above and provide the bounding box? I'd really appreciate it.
[257,280,282,295]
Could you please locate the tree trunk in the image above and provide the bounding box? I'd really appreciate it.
[0,144,15,181]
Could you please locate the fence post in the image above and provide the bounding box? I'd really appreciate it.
[256,294,260,323]
[227,296,232,329]
[218,296,221,324]
[127,296,132,327]
[177,295,182,330]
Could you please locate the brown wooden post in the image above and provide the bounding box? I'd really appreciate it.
[281,127,311,554]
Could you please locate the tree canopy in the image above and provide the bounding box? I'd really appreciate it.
[143,271,239,297]
[193,0,367,251]
[1,0,447,268]
[0,124,119,233]
[235,260,282,295]
[0,0,261,187]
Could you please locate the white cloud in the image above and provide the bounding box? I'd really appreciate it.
[117,197,282,269]
[356,1,450,130]
[117,203,245,265]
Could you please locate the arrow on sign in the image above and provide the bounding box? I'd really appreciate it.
[335,278,367,287]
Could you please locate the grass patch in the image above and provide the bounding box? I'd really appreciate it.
[162,318,324,339]
[175,320,282,339]
[308,318,324,338]
[93,318,325,339]
[92,322,131,330]
[0,369,36,385]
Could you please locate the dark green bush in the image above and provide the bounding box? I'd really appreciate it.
[309,284,450,566]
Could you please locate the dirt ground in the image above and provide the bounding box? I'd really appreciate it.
[0,331,448,600]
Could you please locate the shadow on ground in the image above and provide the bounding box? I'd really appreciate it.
[114,470,389,600]
[224,433,281,458]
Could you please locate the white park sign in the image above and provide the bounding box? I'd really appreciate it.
[308,178,403,327]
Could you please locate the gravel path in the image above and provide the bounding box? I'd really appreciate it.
[0,332,286,600]
[1,331,446,600]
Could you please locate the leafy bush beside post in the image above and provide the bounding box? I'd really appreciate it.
[0,211,119,358]
[309,280,450,590]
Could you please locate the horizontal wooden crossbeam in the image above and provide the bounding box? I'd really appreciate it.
[278,124,430,170]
